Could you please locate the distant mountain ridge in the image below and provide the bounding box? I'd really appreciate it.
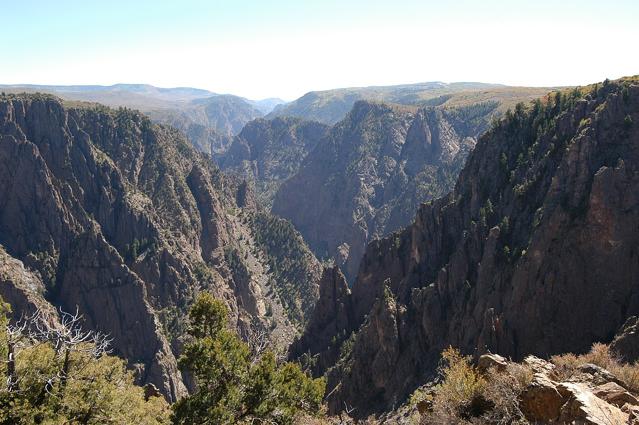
[0,84,286,149]
[145,94,265,154]
[267,81,556,124]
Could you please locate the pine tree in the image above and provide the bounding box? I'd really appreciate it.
[0,299,169,424]
[171,293,325,424]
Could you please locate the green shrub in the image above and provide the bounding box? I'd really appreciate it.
[0,299,169,425]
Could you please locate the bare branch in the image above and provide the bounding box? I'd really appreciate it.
[3,304,113,393]
[240,322,271,362]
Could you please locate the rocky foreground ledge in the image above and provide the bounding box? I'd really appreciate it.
[390,317,639,425]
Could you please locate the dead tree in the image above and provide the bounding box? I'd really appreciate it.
[240,321,270,363]
[3,306,112,397]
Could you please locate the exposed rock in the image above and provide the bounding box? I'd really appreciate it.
[558,381,629,424]
[570,363,627,388]
[624,404,639,424]
[298,79,639,416]
[273,102,483,281]
[288,266,353,375]
[144,383,162,401]
[611,316,639,363]
[477,353,508,373]
[523,355,556,374]
[520,373,565,422]
[0,245,56,321]
[593,382,639,408]
[0,93,322,399]
[218,117,329,207]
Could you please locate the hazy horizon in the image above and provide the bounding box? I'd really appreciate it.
[2,0,638,99]
[0,80,553,103]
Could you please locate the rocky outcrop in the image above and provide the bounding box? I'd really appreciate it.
[297,78,639,416]
[0,245,56,321]
[0,93,322,400]
[611,317,639,363]
[272,101,485,281]
[518,359,634,424]
[520,372,565,422]
[288,266,353,375]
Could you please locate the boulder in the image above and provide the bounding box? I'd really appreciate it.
[523,355,555,374]
[520,373,565,422]
[558,382,629,424]
[477,353,508,373]
[143,383,162,401]
[570,363,627,388]
[623,403,639,425]
[593,382,639,408]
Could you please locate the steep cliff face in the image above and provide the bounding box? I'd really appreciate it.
[218,117,329,207]
[0,94,322,400]
[289,266,353,375]
[294,78,639,416]
[272,101,487,281]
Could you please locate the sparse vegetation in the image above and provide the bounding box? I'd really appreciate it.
[551,343,639,392]
[247,212,321,325]
[420,348,533,425]
[425,347,488,422]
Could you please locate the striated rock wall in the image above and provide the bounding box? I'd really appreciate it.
[272,101,484,281]
[218,116,329,207]
[294,79,639,416]
[0,94,322,400]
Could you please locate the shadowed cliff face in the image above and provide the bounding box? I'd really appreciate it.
[0,94,322,401]
[218,116,330,208]
[272,101,488,281]
[293,79,639,416]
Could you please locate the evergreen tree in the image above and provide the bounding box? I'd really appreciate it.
[0,299,169,424]
[172,293,325,424]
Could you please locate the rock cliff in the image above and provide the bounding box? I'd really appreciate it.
[218,117,329,207]
[0,93,322,400]
[272,101,487,281]
[293,78,639,416]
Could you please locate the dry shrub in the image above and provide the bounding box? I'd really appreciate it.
[421,348,534,425]
[421,347,487,424]
[480,363,532,425]
[549,352,580,381]
[551,343,639,392]
[420,343,639,425]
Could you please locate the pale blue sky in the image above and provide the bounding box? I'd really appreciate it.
[1,0,637,99]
